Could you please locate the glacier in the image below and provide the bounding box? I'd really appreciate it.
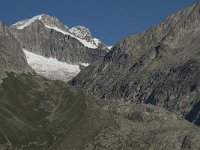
[23,49,82,82]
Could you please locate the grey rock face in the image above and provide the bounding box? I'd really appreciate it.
[9,14,108,64]
[0,21,32,80]
[72,2,200,126]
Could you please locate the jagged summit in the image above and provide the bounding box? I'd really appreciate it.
[70,26,92,41]
[70,26,108,49]
[11,14,109,49]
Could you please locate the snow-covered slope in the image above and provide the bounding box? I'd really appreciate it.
[13,14,109,49]
[45,25,98,49]
[15,15,42,30]
[23,49,82,82]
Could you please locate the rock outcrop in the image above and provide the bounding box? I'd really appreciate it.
[0,21,32,80]
[72,2,200,126]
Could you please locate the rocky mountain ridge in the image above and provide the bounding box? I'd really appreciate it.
[8,14,110,81]
[11,14,109,50]
[10,14,109,64]
[72,2,200,126]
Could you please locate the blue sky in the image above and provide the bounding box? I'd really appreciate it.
[0,0,197,45]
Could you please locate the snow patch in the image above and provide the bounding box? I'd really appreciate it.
[18,15,42,29]
[81,63,90,67]
[45,25,98,49]
[107,46,113,50]
[93,38,101,46]
[23,49,80,82]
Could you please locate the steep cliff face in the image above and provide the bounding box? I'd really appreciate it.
[72,2,200,126]
[9,14,108,64]
[0,21,32,80]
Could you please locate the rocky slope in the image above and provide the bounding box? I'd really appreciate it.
[0,73,200,150]
[72,2,200,126]
[9,14,109,64]
[0,21,32,81]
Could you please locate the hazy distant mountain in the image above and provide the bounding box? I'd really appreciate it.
[72,2,200,126]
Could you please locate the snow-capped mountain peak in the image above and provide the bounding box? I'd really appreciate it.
[11,14,110,49]
[13,15,42,30]
[39,14,69,32]
[12,14,68,32]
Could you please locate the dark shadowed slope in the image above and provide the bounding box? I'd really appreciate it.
[0,73,200,150]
